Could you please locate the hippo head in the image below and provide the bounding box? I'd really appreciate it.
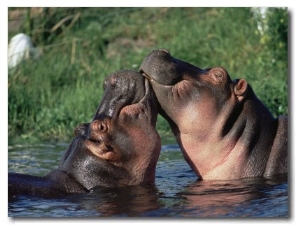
[59,70,161,190]
[139,49,288,181]
[139,49,249,136]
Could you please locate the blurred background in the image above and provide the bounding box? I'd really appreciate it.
[7,7,288,144]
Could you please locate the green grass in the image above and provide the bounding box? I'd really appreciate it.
[8,7,288,144]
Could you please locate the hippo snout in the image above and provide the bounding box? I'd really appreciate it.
[73,120,111,142]
[86,119,111,143]
[140,49,184,85]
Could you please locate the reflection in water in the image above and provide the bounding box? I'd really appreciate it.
[72,185,161,217]
[179,175,288,217]
[8,142,289,217]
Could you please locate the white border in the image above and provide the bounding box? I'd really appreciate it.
[2,1,299,224]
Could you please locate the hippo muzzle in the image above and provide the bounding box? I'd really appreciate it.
[140,49,214,86]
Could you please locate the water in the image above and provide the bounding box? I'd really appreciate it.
[8,139,289,218]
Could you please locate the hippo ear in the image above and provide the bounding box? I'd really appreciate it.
[233,79,248,99]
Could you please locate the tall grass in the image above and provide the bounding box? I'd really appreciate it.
[8,7,288,144]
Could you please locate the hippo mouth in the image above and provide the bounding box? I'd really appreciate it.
[82,78,154,157]
[141,70,198,105]
[141,71,177,89]
[119,78,153,117]
[92,71,156,122]
[140,65,183,87]
[71,120,122,163]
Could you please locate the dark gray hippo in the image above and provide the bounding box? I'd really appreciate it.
[9,70,161,198]
[139,49,287,180]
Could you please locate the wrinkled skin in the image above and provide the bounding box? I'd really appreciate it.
[9,70,161,198]
[140,49,287,180]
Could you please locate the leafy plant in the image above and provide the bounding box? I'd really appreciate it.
[8,7,288,143]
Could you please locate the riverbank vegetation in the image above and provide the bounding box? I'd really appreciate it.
[8,7,288,144]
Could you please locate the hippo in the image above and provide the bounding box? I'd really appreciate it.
[139,49,287,180]
[9,70,161,198]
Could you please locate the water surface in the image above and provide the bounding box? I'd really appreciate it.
[8,140,289,218]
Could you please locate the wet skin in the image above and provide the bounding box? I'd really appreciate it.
[9,70,161,198]
[140,49,287,180]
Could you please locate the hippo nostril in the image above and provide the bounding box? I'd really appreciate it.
[99,121,108,133]
[89,120,109,135]
[86,120,109,142]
